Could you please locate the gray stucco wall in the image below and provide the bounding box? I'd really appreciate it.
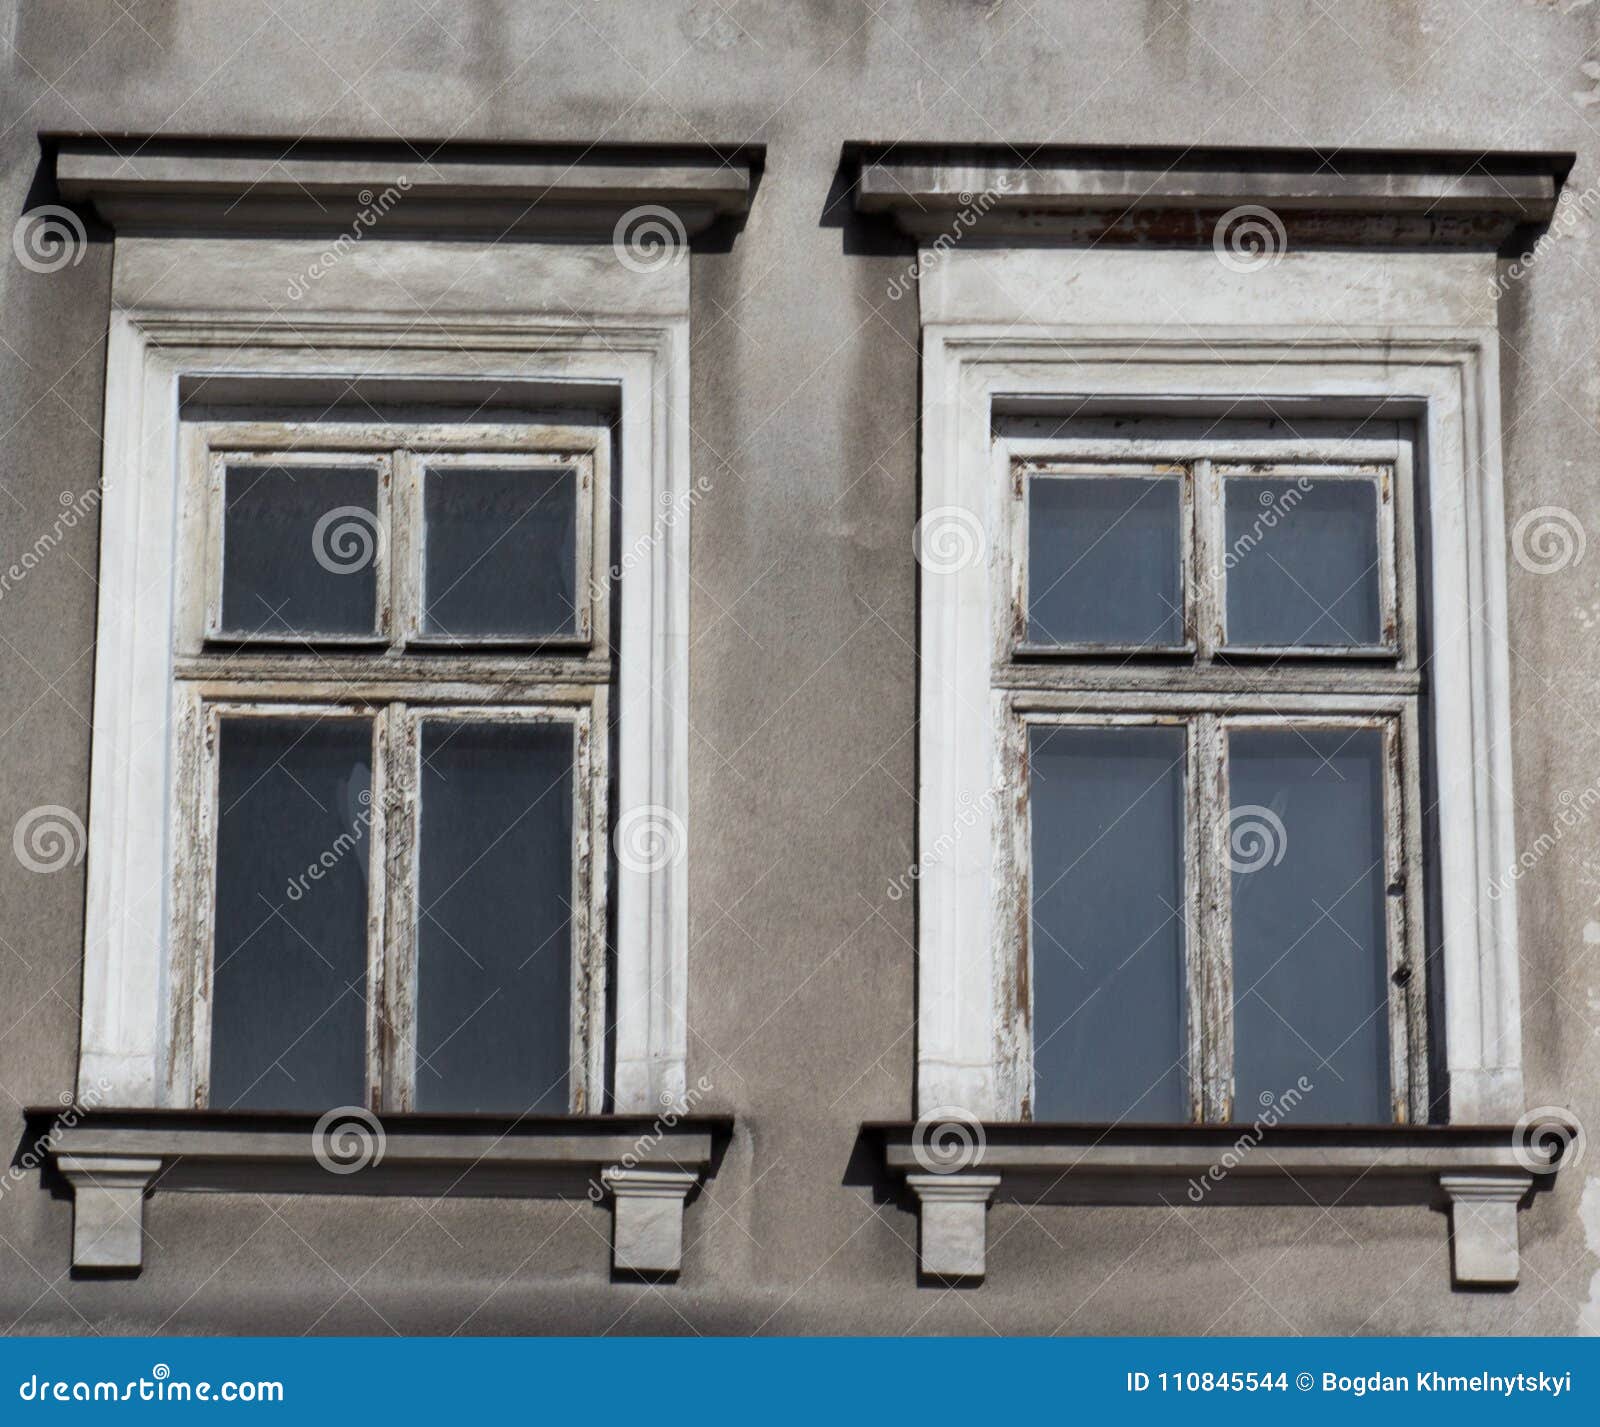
[0,0,1596,1334]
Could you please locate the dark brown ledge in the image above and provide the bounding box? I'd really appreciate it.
[24,1107,732,1198]
[867,1118,1573,1285]
[23,1108,734,1274]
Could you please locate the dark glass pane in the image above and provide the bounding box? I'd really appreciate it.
[422,466,578,638]
[221,463,380,637]
[210,717,372,1110]
[1030,725,1188,1121]
[1224,478,1383,647]
[1027,474,1184,647]
[414,720,574,1113]
[1230,727,1391,1122]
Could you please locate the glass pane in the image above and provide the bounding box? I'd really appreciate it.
[1030,725,1188,1121]
[1224,477,1383,647]
[414,720,574,1113]
[210,717,372,1110]
[220,462,380,637]
[1027,473,1184,647]
[422,465,579,639]
[1229,727,1391,1122]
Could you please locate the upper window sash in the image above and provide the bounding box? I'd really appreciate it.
[998,429,1417,672]
[179,420,611,665]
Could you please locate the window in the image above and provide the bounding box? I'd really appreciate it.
[996,420,1427,1125]
[168,421,611,1114]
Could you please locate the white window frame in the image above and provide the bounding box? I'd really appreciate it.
[79,237,693,1118]
[917,249,1524,1129]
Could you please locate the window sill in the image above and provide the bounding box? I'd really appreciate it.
[28,1108,731,1279]
[869,1120,1571,1289]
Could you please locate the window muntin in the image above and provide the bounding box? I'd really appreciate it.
[172,421,610,1115]
[1004,428,1426,1126]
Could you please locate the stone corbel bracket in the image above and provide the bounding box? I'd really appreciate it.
[850,142,1571,249]
[874,1121,1571,1289]
[52,135,761,242]
[32,1109,730,1278]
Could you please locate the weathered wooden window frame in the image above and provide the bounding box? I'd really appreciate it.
[169,419,613,1114]
[994,427,1427,1124]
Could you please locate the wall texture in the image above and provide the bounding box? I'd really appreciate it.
[0,0,1597,1334]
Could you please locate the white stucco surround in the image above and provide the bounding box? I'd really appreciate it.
[916,246,1524,1127]
[81,237,693,1116]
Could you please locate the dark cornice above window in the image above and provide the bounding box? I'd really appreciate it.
[50,135,762,241]
[848,143,1573,249]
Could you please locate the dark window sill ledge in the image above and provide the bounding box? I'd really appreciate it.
[23,1107,732,1278]
[866,1118,1571,1288]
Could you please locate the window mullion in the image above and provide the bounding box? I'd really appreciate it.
[364,709,391,1112]
[1196,710,1233,1121]
[391,447,419,649]
[379,701,419,1112]
[1192,457,1221,662]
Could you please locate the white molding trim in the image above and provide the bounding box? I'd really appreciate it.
[82,238,693,1116]
[915,248,1523,1132]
